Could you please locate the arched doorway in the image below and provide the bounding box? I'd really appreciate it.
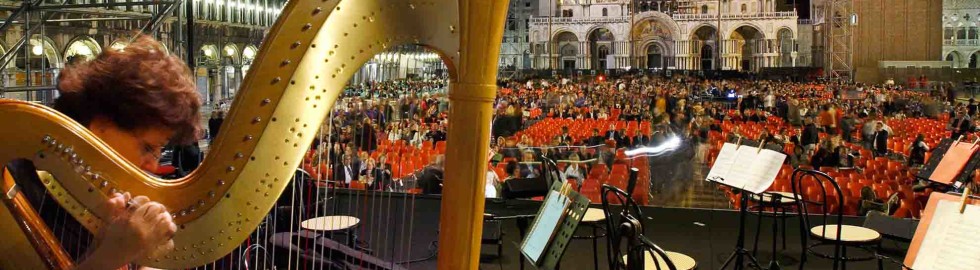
[199,44,220,104]
[221,44,241,99]
[64,36,102,64]
[945,51,961,68]
[777,28,793,67]
[970,52,978,69]
[242,45,258,75]
[588,28,614,70]
[631,16,677,70]
[730,25,764,71]
[553,31,579,70]
[17,36,61,103]
[646,44,663,69]
[559,44,577,70]
[691,25,717,70]
[700,44,713,70]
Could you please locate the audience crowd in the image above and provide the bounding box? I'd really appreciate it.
[196,74,979,213]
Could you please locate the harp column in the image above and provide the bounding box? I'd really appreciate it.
[437,0,509,269]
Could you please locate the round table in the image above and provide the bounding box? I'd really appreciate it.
[301,216,360,231]
[623,251,698,270]
[581,208,607,223]
[301,216,363,249]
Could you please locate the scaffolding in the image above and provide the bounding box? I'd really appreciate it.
[0,0,181,102]
[826,0,853,82]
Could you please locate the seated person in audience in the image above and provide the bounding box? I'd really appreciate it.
[907,134,929,167]
[496,139,517,160]
[587,128,604,146]
[563,154,587,185]
[519,150,540,178]
[558,126,572,143]
[604,124,623,145]
[362,158,392,191]
[484,163,501,198]
[503,160,520,182]
[835,146,855,168]
[726,126,743,143]
[616,127,631,148]
[858,186,899,216]
[333,154,357,187]
[418,155,445,195]
[597,142,616,170]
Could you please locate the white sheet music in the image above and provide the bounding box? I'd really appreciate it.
[706,143,786,194]
[706,143,738,182]
[911,200,980,270]
[521,190,570,263]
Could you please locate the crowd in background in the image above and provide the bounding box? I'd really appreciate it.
[186,74,978,200]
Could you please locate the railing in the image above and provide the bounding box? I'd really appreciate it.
[529,16,630,25]
[798,19,812,25]
[672,11,796,21]
[945,39,979,46]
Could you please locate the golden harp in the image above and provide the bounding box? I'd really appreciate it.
[0,0,507,268]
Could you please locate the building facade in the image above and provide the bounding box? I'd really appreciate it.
[526,0,803,72]
[0,0,284,105]
[943,0,980,68]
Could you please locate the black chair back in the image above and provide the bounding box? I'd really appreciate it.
[600,184,676,270]
[790,168,846,260]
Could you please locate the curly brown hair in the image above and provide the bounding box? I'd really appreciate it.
[54,36,202,144]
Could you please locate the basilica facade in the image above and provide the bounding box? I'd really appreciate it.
[526,0,804,72]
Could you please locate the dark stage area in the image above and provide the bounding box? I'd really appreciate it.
[280,192,913,270]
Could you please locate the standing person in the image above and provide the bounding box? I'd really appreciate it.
[952,107,973,140]
[801,118,820,155]
[873,122,890,157]
[8,37,190,269]
[208,110,224,142]
[787,99,802,126]
[840,112,857,143]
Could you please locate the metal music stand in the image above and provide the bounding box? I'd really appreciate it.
[521,180,591,270]
[914,137,980,191]
[710,176,765,270]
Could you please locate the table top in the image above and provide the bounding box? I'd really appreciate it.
[301,215,361,231]
[581,208,606,223]
[622,251,697,270]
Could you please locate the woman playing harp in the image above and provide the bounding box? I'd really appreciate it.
[4,37,196,269]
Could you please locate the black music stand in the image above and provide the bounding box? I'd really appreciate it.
[915,138,980,191]
[520,180,591,270]
[710,177,765,270]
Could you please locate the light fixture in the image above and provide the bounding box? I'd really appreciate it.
[203,47,214,57]
[110,42,127,51]
[243,48,256,59]
[31,44,43,56]
[225,47,235,56]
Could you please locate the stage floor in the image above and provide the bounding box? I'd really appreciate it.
[320,194,911,270]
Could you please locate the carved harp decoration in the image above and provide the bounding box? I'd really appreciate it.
[1,0,508,268]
